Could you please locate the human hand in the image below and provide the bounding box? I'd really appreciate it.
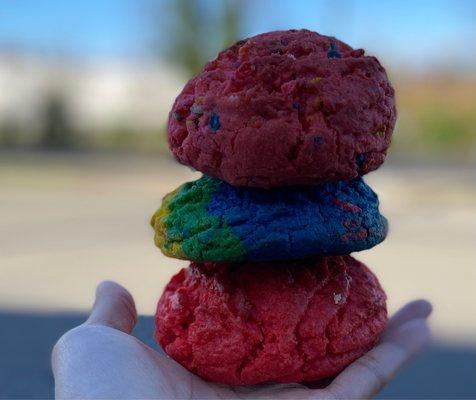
[52,281,431,399]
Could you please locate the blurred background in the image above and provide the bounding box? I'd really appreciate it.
[1,0,475,398]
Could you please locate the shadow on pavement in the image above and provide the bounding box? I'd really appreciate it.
[1,311,475,399]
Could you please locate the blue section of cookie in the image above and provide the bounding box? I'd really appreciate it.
[206,177,387,261]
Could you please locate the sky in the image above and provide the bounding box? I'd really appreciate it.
[0,0,475,72]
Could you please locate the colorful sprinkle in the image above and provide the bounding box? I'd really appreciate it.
[356,153,366,168]
[172,112,183,121]
[313,97,323,109]
[332,197,362,213]
[333,293,344,305]
[270,47,284,55]
[309,76,322,84]
[210,112,220,131]
[190,104,203,115]
[327,41,342,58]
[313,136,323,145]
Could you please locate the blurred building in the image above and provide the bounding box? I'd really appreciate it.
[0,50,186,145]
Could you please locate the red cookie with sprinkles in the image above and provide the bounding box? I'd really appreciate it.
[155,256,387,385]
[168,29,396,187]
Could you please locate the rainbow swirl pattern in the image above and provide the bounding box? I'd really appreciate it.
[151,176,387,262]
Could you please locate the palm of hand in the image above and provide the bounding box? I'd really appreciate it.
[53,282,431,399]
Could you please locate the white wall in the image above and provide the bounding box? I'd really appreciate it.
[0,54,187,134]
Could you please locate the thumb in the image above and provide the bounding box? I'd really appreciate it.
[86,280,137,333]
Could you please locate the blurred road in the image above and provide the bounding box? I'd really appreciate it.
[1,151,475,344]
[1,151,476,398]
[1,311,475,399]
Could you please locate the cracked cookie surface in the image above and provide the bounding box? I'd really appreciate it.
[150,176,387,262]
[155,256,387,385]
[168,29,396,187]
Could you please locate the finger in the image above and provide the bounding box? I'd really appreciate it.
[386,299,432,333]
[86,280,137,333]
[326,317,431,399]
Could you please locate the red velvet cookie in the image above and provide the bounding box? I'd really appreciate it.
[155,256,387,385]
[168,29,396,187]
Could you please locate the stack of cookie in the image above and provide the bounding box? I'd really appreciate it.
[150,30,396,385]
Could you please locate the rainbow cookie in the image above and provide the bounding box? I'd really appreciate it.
[150,176,387,262]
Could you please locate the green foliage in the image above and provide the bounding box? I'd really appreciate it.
[39,93,76,149]
[389,77,476,160]
[164,0,241,77]
[420,110,476,150]
[0,118,21,148]
[82,127,169,154]
[220,0,240,49]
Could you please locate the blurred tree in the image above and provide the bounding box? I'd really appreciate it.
[164,0,241,77]
[166,0,202,77]
[220,0,240,50]
[0,118,21,148]
[39,92,76,149]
